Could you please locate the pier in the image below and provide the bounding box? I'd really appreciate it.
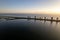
[0,16,60,22]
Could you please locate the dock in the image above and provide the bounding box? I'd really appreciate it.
[0,16,60,22]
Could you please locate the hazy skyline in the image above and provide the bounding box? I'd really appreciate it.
[0,0,60,14]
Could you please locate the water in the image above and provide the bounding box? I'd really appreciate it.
[0,13,60,19]
[0,14,60,40]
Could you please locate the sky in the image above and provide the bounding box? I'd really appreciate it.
[0,0,60,14]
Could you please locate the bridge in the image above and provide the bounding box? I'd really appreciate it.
[0,16,60,22]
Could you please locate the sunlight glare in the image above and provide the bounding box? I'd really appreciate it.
[52,8,60,13]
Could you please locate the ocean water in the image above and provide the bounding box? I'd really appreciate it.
[0,14,60,40]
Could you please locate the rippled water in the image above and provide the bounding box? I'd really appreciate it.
[0,19,60,40]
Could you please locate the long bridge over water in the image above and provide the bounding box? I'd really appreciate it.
[0,16,60,22]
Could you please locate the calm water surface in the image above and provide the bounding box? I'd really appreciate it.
[0,19,60,40]
[0,14,60,40]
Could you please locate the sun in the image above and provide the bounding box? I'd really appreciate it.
[52,8,60,13]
